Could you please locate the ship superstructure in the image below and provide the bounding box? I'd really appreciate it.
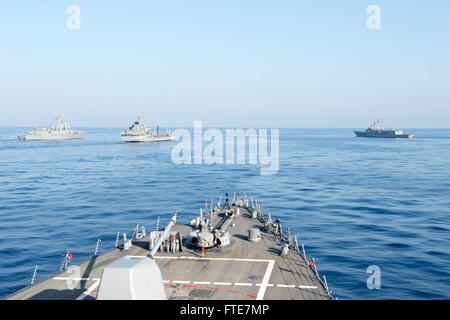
[18,117,82,141]
[121,117,175,142]
[354,118,413,138]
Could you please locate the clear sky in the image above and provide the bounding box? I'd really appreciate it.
[1,1,449,128]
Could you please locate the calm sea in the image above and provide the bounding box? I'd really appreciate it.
[0,127,449,299]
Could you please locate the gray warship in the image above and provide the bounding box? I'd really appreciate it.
[355,118,413,138]
[18,117,82,141]
[5,193,332,300]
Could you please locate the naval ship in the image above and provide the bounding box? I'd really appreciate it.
[121,117,175,143]
[354,118,413,138]
[18,117,82,141]
[5,193,332,300]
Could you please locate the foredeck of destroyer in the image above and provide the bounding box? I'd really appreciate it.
[6,206,331,300]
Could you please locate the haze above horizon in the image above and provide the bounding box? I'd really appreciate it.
[1,1,449,128]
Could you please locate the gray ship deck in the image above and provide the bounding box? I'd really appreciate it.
[6,206,331,300]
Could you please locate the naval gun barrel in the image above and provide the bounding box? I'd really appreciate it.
[149,213,177,258]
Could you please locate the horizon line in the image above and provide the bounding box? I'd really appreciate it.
[1,126,449,129]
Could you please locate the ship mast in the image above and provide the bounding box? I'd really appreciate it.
[372,116,383,130]
[377,117,384,130]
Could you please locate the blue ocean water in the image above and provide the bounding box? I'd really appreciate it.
[0,127,449,299]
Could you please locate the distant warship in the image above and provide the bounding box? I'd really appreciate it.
[18,117,82,141]
[121,117,175,142]
[355,118,413,138]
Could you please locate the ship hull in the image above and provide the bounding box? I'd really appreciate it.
[121,134,176,143]
[354,131,413,138]
[17,133,82,141]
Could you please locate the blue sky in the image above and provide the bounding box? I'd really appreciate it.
[0,1,449,127]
